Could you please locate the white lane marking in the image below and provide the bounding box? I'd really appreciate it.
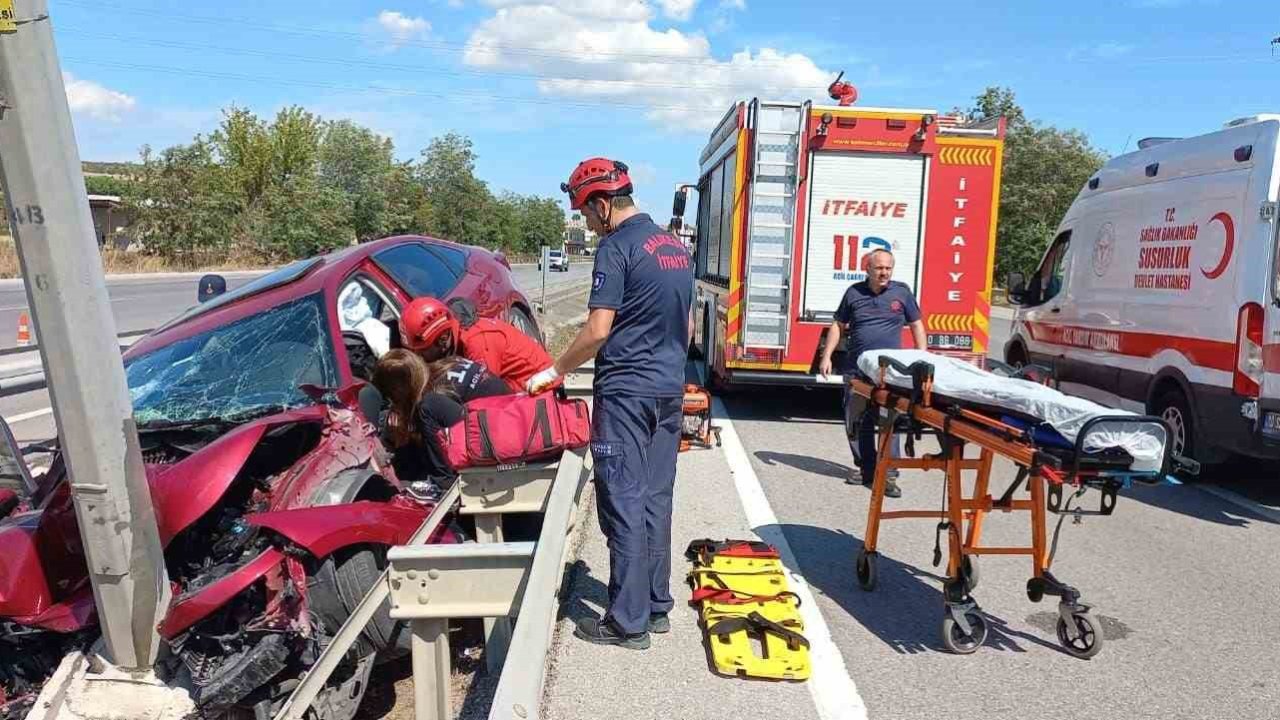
[1196,484,1280,525]
[7,407,52,424]
[713,396,868,720]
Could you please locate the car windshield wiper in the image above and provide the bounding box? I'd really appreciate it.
[219,404,293,424]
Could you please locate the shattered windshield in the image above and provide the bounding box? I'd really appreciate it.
[126,293,339,426]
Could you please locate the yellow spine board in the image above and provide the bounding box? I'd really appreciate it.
[687,552,811,681]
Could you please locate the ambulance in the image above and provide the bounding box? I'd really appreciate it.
[1003,115,1280,463]
[671,86,1006,389]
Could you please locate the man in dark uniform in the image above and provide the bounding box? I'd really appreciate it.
[819,248,926,499]
[527,157,693,650]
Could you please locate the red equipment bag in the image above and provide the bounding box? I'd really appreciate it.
[443,389,591,470]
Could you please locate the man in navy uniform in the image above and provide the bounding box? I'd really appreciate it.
[527,157,693,650]
[819,248,926,498]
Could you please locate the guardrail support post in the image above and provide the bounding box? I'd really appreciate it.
[475,515,514,674]
[411,619,452,720]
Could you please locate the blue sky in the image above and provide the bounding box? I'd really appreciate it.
[57,0,1280,216]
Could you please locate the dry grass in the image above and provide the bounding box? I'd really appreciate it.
[0,236,271,279]
[547,320,585,358]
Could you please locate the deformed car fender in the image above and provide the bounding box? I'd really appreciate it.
[245,500,430,560]
[158,547,285,640]
[149,408,329,545]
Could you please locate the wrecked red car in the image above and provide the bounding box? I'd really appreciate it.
[0,236,541,719]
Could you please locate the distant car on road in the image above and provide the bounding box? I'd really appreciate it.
[0,235,541,720]
[539,249,570,272]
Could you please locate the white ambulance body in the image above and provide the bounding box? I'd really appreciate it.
[1004,115,1280,463]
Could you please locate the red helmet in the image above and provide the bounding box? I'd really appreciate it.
[400,297,459,352]
[561,157,632,210]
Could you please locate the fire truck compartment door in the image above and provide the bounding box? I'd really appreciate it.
[802,152,926,316]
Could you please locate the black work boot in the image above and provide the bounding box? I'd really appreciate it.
[574,617,651,650]
[647,613,671,634]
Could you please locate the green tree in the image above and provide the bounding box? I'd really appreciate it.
[243,175,354,261]
[126,140,239,258]
[968,87,1107,283]
[514,195,566,254]
[85,175,134,196]
[415,133,494,246]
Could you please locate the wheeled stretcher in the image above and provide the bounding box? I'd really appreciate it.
[849,350,1198,658]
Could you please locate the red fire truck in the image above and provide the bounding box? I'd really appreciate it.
[672,84,1006,388]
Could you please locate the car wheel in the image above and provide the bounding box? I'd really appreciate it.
[310,544,410,662]
[508,304,544,345]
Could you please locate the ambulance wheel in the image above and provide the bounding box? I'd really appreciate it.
[855,550,878,591]
[960,556,980,593]
[1056,612,1104,659]
[941,610,988,655]
[1152,388,1195,462]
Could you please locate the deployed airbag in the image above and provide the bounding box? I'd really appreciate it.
[856,349,1168,473]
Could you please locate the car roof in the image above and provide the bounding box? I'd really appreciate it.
[125,235,471,359]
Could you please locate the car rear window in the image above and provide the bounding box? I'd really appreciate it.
[374,243,465,298]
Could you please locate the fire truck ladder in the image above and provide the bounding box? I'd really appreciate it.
[742,100,807,350]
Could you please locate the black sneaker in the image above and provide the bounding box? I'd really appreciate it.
[845,467,864,485]
[574,618,650,650]
[861,473,902,498]
[647,613,671,634]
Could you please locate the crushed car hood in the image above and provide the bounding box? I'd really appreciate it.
[0,403,383,627]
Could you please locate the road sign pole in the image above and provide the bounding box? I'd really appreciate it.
[0,0,168,670]
[540,245,549,314]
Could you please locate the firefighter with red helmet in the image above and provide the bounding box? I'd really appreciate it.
[398,296,552,392]
[527,157,693,650]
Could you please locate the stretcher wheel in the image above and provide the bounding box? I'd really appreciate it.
[1056,612,1104,659]
[941,610,988,655]
[961,556,980,593]
[1027,578,1045,603]
[855,550,878,591]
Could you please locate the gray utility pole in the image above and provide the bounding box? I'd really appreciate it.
[0,0,168,670]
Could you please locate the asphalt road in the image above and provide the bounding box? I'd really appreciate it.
[0,260,593,454]
[712,305,1280,720]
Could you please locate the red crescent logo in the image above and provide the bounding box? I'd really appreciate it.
[1201,212,1234,280]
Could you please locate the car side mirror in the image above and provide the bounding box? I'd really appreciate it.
[198,274,227,303]
[672,186,688,219]
[1006,271,1026,305]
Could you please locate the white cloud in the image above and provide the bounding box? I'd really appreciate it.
[1093,42,1133,59]
[719,0,745,9]
[374,10,431,48]
[658,0,697,21]
[482,0,652,22]
[463,1,830,132]
[62,73,136,122]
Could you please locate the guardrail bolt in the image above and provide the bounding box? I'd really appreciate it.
[407,570,418,580]
[428,569,440,580]
[417,593,430,605]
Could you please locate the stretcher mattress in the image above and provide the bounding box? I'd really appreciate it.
[856,350,1168,473]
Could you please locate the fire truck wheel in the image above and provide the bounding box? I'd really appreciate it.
[1056,612,1104,659]
[855,550,878,591]
[942,610,988,655]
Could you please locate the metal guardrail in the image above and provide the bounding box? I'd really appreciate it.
[0,331,153,398]
[274,369,596,720]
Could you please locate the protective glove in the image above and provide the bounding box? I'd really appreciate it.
[526,366,560,395]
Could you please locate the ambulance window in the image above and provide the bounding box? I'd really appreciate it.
[1031,231,1071,305]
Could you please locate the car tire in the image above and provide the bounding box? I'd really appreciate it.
[310,544,410,662]
[1150,386,1219,465]
[508,304,544,345]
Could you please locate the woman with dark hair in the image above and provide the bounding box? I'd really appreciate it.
[371,349,465,486]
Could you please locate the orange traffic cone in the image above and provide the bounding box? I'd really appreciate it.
[16,312,30,346]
